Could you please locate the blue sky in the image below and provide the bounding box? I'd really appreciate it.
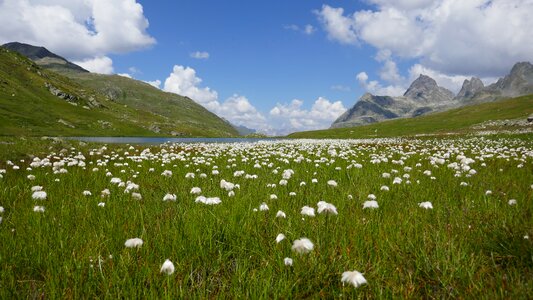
[1,0,533,134]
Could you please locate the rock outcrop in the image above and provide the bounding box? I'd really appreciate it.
[455,77,484,100]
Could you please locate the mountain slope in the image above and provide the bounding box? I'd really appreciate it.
[0,46,237,137]
[332,62,533,129]
[1,42,238,137]
[332,75,458,128]
[289,94,533,139]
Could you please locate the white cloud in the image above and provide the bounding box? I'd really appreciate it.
[117,73,132,78]
[73,56,114,74]
[269,97,346,134]
[0,0,155,60]
[284,24,316,35]
[315,5,358,44]
[356,71,405,96]
[144,79,161,89]
[316,1,533,77]
[216,95,268,131]
[190,51,210,59]
[163,65,219,109]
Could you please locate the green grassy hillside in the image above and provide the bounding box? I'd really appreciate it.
[288,95,533,138]
[0,47,238,137]
[62,71,238,137]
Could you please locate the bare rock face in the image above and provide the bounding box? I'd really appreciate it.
[404,75,454,104]
[455,77,484,100]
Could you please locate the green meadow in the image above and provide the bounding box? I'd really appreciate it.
[0,136,531,298]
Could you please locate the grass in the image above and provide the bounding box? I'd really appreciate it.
[0,136,531,298]
[288,95,533,139]
[0,47,238,137]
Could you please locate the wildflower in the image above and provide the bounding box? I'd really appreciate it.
[220,179,235,191]
[32,191,47,200]
[124,238,143,248]
[301,206,315,217]
[418,202,433,209]
[392,177,402,184]
[284,257,293,266]
[33,206,45,213]
[363,200,379,209]
[292,238,314,254]
[276,210,286,218]
[161,170,173,177]
[367,194,376,200]
[31,186,43,192]
[0,206,3,213]
[27,175,36,180]
[317,201,338,215]
[289,192,296,196]
[276,233,286,243]
[341,270,367,288]
[259,202,269,211]
[228,191,235,197]
[185,173,195,179]
[98,202,105,207]
[380,185,389,191]
[190,187,202,194]
[131,192,142,200]
[160,259,175,275]
[101,189,111,197]
[327,180,338,187]
[485,190,492,195]
[382,172,391,178]
[311,178,318,183]
[195,196,221,205]
[83,190,92,196]
[270,194,278,200]
[460,182,468,186]
[163,194,177,201]
[524,235,529,240]
[279,179,288,186]
[508,199,517,206]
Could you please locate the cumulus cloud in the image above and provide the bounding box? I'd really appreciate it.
[0,0,155,60]
[144,80,161,89]
[269,97,346,134]
[73,56,114,74]
[316,1,533,77]
[163,65,219,109]
[356,71,405,96]
[216,95,269,131]
[190,51,210,59]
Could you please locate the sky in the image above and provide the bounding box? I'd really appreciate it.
[1,0,533,135]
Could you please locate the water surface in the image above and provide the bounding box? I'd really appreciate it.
[69,137,281,144]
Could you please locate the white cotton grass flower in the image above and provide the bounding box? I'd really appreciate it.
[259,202,269,211]
[284,257,293,266]
[131,192,142,200]
[367,194,376,200]
[32,191,47,200]
[301,206,315,217]
[276,233,286,243]
[160,259,175,275]
[341,270,367,288]
[33,205,45,213]
[190,187,202,194]
[101,189,110,197]
[27,174,36,180]
[31,186,43,192]
[327,180,338,187]
[161,170,173,177]
[292,238,314,254]
[380,185,390,191]
[195,196,222,205]
[163,193,177,201]
[508,199,517,206]
[276,210,286,218]
[125,238,143,248]
[418,202,433,209]
[317,201,338,215]
[83,190,92,196]
[485,190,492,195]
[185,172,195,179]
[0,206,4,213]
[98,202,105,207]
[524,235,529,240]
[363,200,379,209]
[270,194,278,200]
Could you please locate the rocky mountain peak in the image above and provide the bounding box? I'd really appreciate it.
[403,74,454,103]
[455,77,484,100]
[509,61,533,76]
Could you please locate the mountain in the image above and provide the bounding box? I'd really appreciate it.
[332,75,457,128]
[3,42,88,73]
[332,62,533,128]
[1,42,238,137]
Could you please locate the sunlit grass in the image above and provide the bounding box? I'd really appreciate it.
[0,136,531,298]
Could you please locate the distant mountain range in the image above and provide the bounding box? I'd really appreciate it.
[1,42,239,137]
[331,62,533,128]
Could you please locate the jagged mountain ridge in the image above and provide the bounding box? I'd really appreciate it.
[332,62,533,128]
